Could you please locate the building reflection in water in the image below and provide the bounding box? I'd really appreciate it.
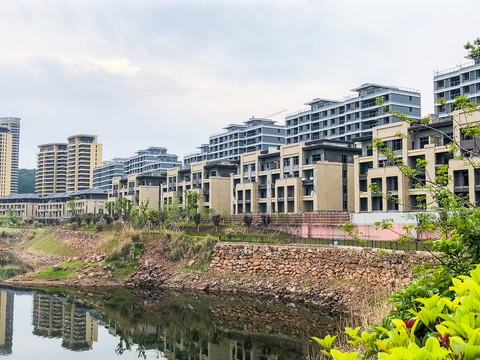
[32,293,98,351]
[0,291,13,355]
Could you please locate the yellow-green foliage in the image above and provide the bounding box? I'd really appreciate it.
[27,230,79,256]
[314,265,480,360]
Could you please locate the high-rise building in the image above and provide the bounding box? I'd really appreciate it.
[184,118,286,165]
[36,135,102,195]
[0,118,20,194]
[433,56,480,119]
[35,143,68,196]
[285,84,421,144]
[0,127,12,198]
[66,135,102,192]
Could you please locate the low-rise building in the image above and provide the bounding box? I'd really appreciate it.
[232,140,361,214]
[161,161,238,214]
[353,109,480,213]
[108,171,166,211]
[0,188,108,220]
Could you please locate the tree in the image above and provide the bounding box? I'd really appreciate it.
[243,215,252,230]
[193,213,201,232]
[68,200,77,217]
[464,37,480,59]
[261,214,271,233]
[184,190,199,220]
[212,214,221,232]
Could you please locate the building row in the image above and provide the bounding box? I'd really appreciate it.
[4,107,480,220]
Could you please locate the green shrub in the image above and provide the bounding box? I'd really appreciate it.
[95,223,104,232]
[314,265,480,360]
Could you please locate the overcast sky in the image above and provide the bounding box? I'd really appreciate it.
[2,0,479,168]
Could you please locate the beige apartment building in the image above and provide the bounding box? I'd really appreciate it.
[232,140,361,215]
[66,135,102,192]
[108,171,166,211]
[35,143,68,196]
[161,161,238,214]
[0,127,12,198]
[353,109,480,213]
[36,135,102,196]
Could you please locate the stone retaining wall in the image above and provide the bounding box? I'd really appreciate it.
[210,243,433,288]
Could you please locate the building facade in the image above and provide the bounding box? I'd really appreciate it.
[123,147,181,175]
[35,143,68,196]
[92,158,127,190]
[184,118,285,165]
[285,84,421,145]
[434,56,480,119]
[0,188,107,220]
[161,161,238,214]
[0,118,20,194]
[353,109,480,213]
[66,135,102,192]
[232,140,361,214]
[108,171,166,211]
[0,127,12,198]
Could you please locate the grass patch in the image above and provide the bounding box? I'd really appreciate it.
[107,260,138,279]
[27,231,79,256]
[32,260,86,280]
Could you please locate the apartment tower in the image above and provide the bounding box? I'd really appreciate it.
[66,135,102,192]
[0,118,20,194]
[0,127,12,198]
[35,143,68,196]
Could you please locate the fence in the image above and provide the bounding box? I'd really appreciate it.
[226,212,351,226]
[218,235,432,252]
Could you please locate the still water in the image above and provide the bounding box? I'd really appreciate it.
[0,286,351,359]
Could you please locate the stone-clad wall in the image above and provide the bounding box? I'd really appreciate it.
[210,243,433,288]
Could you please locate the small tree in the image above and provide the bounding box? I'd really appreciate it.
[212,214,221,232]
[243,215,252,230]
[193,213,202,232]
[261,214,271,233]
[184,189,199,220]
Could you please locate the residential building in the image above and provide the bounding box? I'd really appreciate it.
[0,188,108,220]
[161,160,238,214]
[93,158,127,190]
[109,171,167,211]
[123,147,181,175]
[35,192,71,219]
[35,143,68,196]
[433,56,480,119]
[232,140,361,214]
[66,135,102,192]
[0,193,39,219]
[184,118,285,164]
[0,118,20,194]
[352,109,480,213]
[0,127,12,197]
[285,83,421,145]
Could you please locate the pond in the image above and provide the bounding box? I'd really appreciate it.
[0,285,354,359]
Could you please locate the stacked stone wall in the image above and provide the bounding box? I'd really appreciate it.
[211,243,433,288]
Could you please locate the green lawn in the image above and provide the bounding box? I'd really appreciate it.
[28,231,79,256]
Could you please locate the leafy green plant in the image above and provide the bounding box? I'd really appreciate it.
[313,265,480,360]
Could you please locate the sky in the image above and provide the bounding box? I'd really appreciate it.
[1,0,480,169]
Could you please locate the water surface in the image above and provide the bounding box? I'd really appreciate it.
[0,286,352,359]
